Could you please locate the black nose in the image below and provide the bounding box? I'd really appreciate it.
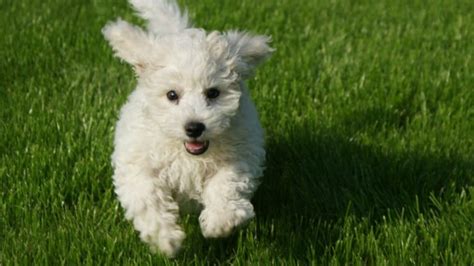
[185,121,206,138]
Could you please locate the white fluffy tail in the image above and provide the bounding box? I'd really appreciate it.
[129,0,190,35]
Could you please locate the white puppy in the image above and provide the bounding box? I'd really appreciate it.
[103,0,273,257]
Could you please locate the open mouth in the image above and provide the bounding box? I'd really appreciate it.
[184,140,209,155]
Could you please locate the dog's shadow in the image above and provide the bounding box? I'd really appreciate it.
[179,121,472,262]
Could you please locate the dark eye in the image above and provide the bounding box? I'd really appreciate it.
[205,88,220,99]
[166,90,179,101]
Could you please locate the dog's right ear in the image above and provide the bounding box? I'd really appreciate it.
[102,19,155,74]
[224,31,274,79]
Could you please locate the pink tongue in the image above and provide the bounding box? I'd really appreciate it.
[185,141,204,151]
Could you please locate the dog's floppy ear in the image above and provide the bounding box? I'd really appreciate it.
[102,19,155,74]
[225,31,274,79]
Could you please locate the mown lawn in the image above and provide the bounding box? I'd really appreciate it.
[1,0,473,264]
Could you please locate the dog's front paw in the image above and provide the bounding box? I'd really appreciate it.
[199,202,255,238]
[146,228,185,258]
[159,228,185,258]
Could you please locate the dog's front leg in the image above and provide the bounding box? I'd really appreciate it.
[114,167,184,257]
[199,166,258,238]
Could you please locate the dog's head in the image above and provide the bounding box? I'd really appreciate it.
[103,1,273,155]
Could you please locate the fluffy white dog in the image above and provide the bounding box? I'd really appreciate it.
[103,0,273,257]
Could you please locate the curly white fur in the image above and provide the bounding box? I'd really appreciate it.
[103,0,273,257]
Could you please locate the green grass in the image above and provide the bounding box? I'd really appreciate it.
[1,0,473,264]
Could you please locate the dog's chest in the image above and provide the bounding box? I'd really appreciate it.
[153,153,218,201]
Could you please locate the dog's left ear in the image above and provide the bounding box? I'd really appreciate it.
[102,19,156,75]
[225,31,274,79]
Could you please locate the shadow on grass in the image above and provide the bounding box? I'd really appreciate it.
[249,123,473,261]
